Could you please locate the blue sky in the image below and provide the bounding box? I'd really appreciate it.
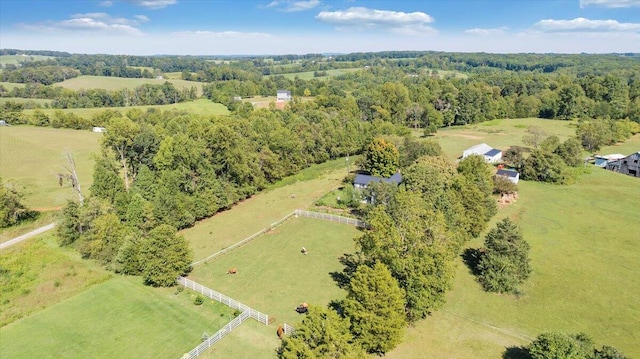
[1,0,639,55]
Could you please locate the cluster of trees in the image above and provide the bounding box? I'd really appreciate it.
[510,332,631,359]
[56,102,407,285]
[0,178,37,228]
[279,144,498,356]
[0,65,80,85]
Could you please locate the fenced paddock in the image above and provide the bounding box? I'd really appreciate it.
[182,310,251,359]
[294,209,367,228]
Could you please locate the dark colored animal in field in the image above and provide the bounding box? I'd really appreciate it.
[227,268,237,275]
[301,247,307,255]
[277,325,284,339]
[295,302,309,314]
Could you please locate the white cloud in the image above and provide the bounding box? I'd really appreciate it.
[316,7,436,35]
[100,1,113,7]
[19,13,148,36]
[263,0,321,12]
[580,0,640,8]
[465,27,508,35]
[533,17,640,32]
[126,0,177,9]
[172,30,272,38]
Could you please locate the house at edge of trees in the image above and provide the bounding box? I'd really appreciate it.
[462,143,502,163]
[594,153,626,167]
[496,169,520,184]
[276,89,292,102]
[354,172,403,189]
[605,152,640,177]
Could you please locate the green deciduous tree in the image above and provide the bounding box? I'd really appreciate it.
[278,305,366,359]
[139,224,192,287]
[362,138,399,177]
[342,263,406,355]
[0,178,36,228]
[528,332,593,359]
[477,218,531,294]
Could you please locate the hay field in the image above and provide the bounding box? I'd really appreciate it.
[57,75,206,95]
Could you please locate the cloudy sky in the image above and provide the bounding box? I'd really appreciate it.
[1,0,639,55]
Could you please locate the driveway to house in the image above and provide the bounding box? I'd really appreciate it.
[0,223,56,250]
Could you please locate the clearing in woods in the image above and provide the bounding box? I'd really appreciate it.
[57,75,207,96]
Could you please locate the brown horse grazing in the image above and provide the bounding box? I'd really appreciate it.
[227,268,237,275]
[277,325,284,339]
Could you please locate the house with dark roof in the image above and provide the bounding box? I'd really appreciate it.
[496,169,520,184]
[462,143,502,163]
[605,152,640,177]
[354,172,402,189]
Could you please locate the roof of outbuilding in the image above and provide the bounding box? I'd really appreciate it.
[496,169,519,178]
[485,148,502,157]
[354,172,403,186]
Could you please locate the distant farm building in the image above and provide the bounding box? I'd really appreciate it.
[594,154,625,167]
[92,127,106,133]
[354,172,403,189]
[462,143,502,163]
[496,169,520,184]
[233,96,242,101]
[0,120,8,126]
[605,152,640,177]
[276,90,292,102]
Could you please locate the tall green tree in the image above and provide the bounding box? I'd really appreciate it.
[528,332,593,359]
[0,178,35,228]
[139,224,192,287]
[342,263,406,355]
[357,189,457,321]
[102,117,140,191]
[477,218,531,293]
[278,305,366,359]
[363,138,399,177]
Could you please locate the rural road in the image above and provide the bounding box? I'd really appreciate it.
[0,223,56,250]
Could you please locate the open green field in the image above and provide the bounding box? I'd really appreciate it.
[266,68,361,80]
[0,55,54,66]
[181,157,348,261]
[0,81,26,90]
[0,233,112,326]
[0,211,58,244]
[57,75,206,95]
[190,217,359,325]
[434,118,579,161]
[0,125,100,208]
[0,275,234,358]
[0,97,52,106]
[22,98,229,119]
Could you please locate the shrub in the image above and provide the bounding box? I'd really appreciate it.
[193,295,204,305]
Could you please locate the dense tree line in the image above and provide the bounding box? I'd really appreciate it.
[508,331,631,359]
[0,178,37,228]
[0,66,80,85]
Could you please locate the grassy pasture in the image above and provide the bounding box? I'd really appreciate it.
[0,97,52,106]
[384,122,640,358]
[0,125,100,208]
[57,75,206,95]
[190,217,359,325]
[266,68,361,80]
[0,81,26,90]
[0,211,58,244]
[0,233,112,327]
[22,98,230,119]
[0,55,54,66]
[181,157,348,262]
[0,275,235,358]
[433,118,578,161]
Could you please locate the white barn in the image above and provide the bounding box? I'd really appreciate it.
[496,169,519,184]
[276,90,292,102]
[462,143,502,163]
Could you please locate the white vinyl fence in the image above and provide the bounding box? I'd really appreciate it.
[283,323,296,336]
[182,310,250,359]
[294,209,368,228]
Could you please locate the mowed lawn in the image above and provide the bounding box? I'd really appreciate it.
[57,75,207,96]
[0,126,100,208]
[266,68,361,80]
[23,98,230,119]
[386,124,640,358]
[0,276,235,359]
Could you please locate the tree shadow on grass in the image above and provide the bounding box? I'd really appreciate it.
[461,247,483,276]
[329,252,366,290]
[502,346,531,359]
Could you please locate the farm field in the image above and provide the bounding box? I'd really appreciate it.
[22,98,230,119]
[384,124,640,358]
[181,157,348,261]
[0,125,101,208]
[0,275,235,359]
[434,117,578,161]
[0,55,54,66]
[190,217,360,325]
[56,75,206,95]
[0,81,26,90]
[0,233,112,326]
[266,68,361,80]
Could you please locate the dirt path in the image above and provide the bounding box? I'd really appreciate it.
[0,223,56,250]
